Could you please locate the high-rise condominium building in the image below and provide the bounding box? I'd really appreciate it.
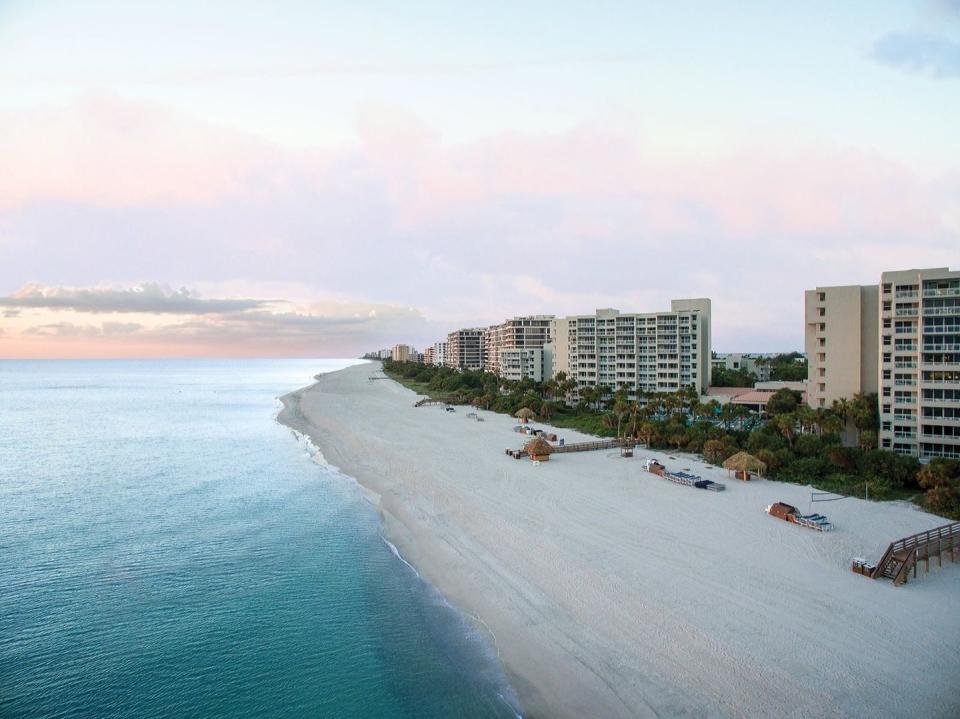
[430,341,447,367]
[547,299,712,400]
[483,315,554,378]
[445,329,486,371]
[804,285,880,409]
[391,344,414,363]
[805,267,960,460]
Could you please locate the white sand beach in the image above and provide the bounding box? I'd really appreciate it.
[279,362,960,719]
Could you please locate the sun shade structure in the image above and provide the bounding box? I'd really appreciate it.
[722,451,766,480]
[514,407,536,423]
[525,436,554,461]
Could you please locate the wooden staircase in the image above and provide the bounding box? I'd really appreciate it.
[870,521,960,586]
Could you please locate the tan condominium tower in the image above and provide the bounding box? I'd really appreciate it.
[445,328,486,371]
[805,267,960,460]
[547,299,711,400]
[483,315,554,380]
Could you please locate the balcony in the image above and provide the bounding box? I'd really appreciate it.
[921,415,960,424]
[894,397,916,404]
[894,431,917,439]
[925,344,960,352]
[892,415,916,424]
[923,307,960,317]
[921,448,960,459]
[924,287,960,298]
[895,308,919,317]
[894,361,918,369]
[894,379,917,386]
[896,290,919,299]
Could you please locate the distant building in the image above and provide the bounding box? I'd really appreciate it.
[445,328,485,371]
[805,266,960,460]
[711,353,772,382]
[547,299,711,400]
[392,344,414,363]
[422,346,435,365]
[377,348,392,360]
[430,341,447,367]
[483,315,554,377]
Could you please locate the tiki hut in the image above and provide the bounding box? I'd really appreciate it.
[525,436,554,462]
[514,407,536,424]
[722,451,766,481]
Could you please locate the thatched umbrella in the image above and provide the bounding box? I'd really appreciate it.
[722,451,766,479]
[525,436,554,461]
[514,407,536,424]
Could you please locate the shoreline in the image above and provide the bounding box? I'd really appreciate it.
[279,362,960,719]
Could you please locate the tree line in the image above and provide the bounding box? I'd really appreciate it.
[383,360,960,520]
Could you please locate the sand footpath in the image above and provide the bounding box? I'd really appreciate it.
[279,362,960,719]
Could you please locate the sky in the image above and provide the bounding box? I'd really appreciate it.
[0,0,958,358]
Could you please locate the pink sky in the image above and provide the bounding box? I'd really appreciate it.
[2,2,958,357]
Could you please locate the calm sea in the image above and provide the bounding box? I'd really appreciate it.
[0,359,519,719]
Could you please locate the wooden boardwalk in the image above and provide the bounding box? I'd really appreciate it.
[869,521,960,586]
[545,438,633,454]
[414,398,445,407]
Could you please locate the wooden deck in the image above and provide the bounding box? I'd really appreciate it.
[869,521,960,586]
[413,398,445,407]
[550,438,634,454]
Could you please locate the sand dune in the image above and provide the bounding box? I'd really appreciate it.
[279,362,960,719]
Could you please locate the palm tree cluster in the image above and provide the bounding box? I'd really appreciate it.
[384,361,949,517]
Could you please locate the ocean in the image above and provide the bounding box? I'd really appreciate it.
[0,359,519,719]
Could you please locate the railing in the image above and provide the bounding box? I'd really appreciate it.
[896,308,919,317]
[888,522,960,556]
[925,344,960,352]
[895,291,919,299]
[923,307,960,316]
[921,448,960,459]
[893,416,916,424]
[894,379,917,386]
[893,431,916,439]
[924,288,960,298]
[895,361,918,368]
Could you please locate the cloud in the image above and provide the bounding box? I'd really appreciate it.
[0,95,957,353]
[0,283,272,314]
[4,283,433,357]
[871,32,960,78]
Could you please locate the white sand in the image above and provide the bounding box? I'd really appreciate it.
[279,363,960,719]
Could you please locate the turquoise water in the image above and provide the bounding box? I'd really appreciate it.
[0,359,519,719]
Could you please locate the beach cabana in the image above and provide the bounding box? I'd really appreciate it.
[525,436,554,462]
[722,451,766,481]
[514,407,536,424]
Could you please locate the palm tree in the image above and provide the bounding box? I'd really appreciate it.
[611,398,631,438]
[637,422,656,448]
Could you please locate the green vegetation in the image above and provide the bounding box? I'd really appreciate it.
[710,367,755,387]
[764,352,808,382]
[711,352,808,387]
[383,361,954,518]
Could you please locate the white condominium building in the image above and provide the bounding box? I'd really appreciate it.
[483,315,554,377]
[879,268,960,460]
[499,347,549,382]
[547,299,712,399]
[430,341,447,367]
[445,328,486,371]
[805,267,960,460]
